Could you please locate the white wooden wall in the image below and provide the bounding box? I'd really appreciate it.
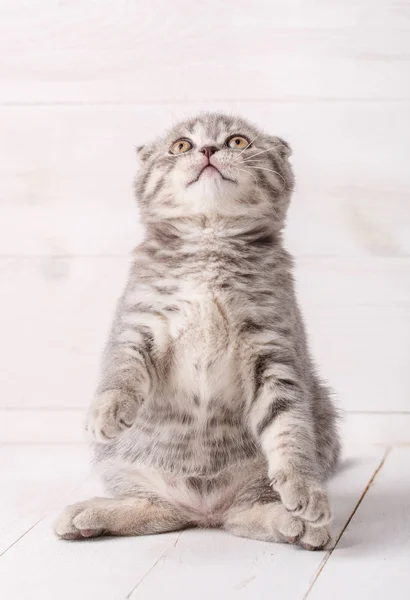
[1,0,409,442]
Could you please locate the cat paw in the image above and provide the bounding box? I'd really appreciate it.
[270,472,332,526]
[300,522,333,551]
[53,498,110,540]
[86,389,141,443]
[276,504,332,550]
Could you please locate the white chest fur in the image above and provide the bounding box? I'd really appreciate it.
[167,282,239,407]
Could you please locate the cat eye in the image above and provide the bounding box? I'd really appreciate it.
[227,135,250,150]
[169,139,193,155]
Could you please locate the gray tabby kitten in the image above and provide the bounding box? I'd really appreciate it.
[54,113,340,550]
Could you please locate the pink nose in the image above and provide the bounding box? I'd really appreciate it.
[200,146,218,158]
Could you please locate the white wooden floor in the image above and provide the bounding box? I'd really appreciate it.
[0,444,409,600]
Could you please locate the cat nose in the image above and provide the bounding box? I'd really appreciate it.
[200,146,218,158]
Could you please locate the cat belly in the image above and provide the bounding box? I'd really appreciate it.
[98,409,258,476]
[98,457,268,526]
[95,286,262,518]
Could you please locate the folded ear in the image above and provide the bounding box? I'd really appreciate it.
[135,143,155,162]
[269,136,292,159]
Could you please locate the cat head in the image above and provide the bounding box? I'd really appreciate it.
[135,113,294,228]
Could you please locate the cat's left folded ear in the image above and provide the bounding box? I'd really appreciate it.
[135,144,155,162]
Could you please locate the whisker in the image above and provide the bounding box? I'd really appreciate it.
[233,166,258,184]
[233,133,261,162]
[242,147,278,162]
[245,165,286,187]
[272,205,280,220]
[233,166,281,220]
[240,157,266,162]
[240,159,269,165]
[243,165,286,183]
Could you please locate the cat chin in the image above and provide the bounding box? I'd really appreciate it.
[178,176,231,202]
[186,170,235,189]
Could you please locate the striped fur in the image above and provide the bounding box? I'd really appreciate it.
[54,113,340,550]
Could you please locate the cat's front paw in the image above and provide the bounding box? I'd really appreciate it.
[86,389,141,443]
[270,471,331,527]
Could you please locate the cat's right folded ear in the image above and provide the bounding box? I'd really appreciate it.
[268,137,292,159]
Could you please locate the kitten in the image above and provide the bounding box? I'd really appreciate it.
[54,113,340,550]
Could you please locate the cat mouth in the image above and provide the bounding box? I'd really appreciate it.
[187,164,236,187]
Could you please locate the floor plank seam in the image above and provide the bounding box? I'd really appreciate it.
[0,515,45,559]
[301,446,392,600]
[125,531,185,598]
[0,474,91,559]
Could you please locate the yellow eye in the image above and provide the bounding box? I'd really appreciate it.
[170,139,193,154]
[227,135,249,150]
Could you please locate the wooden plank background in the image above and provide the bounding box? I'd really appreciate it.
[0,0,409,440]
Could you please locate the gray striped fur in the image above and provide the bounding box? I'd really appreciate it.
[54,113,340,550]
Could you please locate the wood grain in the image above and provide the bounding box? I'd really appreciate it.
[0,0,409,427]
[0,445,90,555]
[307,447,410,600]
[0,444,385,600]
[129,447,386,599]
[0,1,409,103]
